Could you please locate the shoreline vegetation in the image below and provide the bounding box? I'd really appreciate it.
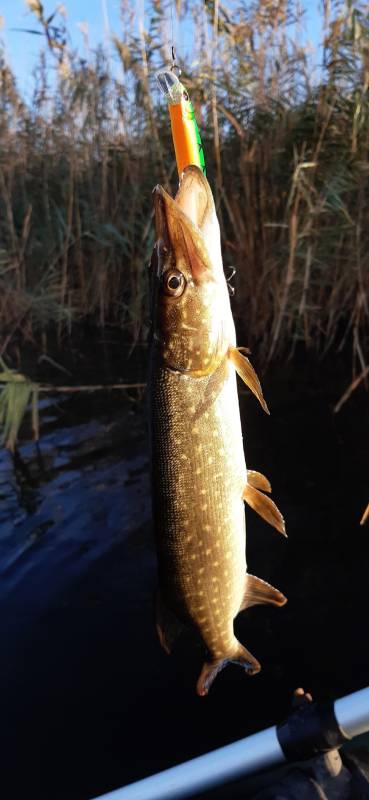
[0,0,369,446]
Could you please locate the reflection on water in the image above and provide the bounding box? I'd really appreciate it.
[0,388,157,800]
[0,392,150,606]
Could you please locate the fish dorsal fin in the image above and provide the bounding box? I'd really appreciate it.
[247,469,272,493]
[243,482,286,536]
[228,347,270,414]
[240,574,287,612]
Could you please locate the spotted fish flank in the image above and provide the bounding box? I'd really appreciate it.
[149,165,286,696]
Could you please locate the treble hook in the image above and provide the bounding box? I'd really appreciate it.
[225,266,236,281]
[225,266,236,296]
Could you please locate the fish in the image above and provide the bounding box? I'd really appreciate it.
[149,165,287,696]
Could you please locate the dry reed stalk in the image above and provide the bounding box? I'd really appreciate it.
[61,158,75,316]
[334,365,369,413]
[298,243,312,346]
[36,383,146,392]
[268,177,300,360]
[74,199,87,312]
[138,17,169,189]
[0,168,20,287]
[0,0,367,377]
[210,0,223,206]
[18,204,33,291]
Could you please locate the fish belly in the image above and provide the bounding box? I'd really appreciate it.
[150,356,247,658]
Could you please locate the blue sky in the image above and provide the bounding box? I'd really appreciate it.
[0,0,123,97]
[0,1,323,99]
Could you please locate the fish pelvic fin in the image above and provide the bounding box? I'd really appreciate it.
[228,347,270,415]
[243,482,286,536]
[240,573,287,612]
[247,469,272,493]
[155,590,186,655]
[196,642,261,697]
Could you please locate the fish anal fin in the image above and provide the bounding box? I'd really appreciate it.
[155,590,185,655]
[196,642,261,697]
[228,347,270,415]
[240,573,287,612]
[247,469,272,493]
[243,482,286,536]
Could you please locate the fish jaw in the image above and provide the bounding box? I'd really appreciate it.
[153,171,215,283]
[159,165,223,281]
[151,166,234,375]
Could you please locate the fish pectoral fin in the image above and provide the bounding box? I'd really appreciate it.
[196,642,261,697]
[240,573,287,612]
[155,590,185,655]
[243,482,286,536]
[247,469,272,493]
[228,347,270,415]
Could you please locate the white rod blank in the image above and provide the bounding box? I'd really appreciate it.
[91,686,369,800]
[335,687,369,739]
[91,726,284,800]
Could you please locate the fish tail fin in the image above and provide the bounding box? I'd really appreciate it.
[196,641,261,697]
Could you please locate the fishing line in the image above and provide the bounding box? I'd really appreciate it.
[170,1,181,76]
[170,0,174,67]
[156,0,206,177]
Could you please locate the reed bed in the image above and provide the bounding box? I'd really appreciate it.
[0,0,368,372]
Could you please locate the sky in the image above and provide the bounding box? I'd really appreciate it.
[0,0,323,100]
[0,0,123,97]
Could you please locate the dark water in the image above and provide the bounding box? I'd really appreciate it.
[1,344,368,800]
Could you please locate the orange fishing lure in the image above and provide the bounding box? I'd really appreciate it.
[156,70,206,178]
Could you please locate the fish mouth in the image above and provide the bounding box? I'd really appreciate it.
[154,165,222,281]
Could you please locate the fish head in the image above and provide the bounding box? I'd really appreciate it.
[150,165,234,375]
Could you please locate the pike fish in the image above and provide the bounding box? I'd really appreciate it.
[149,165,287,696]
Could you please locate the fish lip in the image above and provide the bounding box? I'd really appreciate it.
[154,165,212,237]
[153,168,214,279]
[154,183,203,242]
[153,188,170,253]
[154,186,174,236]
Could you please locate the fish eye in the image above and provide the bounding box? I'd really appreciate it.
[163,269,186,298]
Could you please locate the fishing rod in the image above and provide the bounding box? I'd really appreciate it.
[90,685,369,800]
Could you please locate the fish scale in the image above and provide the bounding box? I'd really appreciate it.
[149,165,287,695]
[151,359,246,630]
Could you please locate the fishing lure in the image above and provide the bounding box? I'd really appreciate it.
[156,69,206,178]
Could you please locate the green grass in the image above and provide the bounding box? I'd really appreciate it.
[0,359,39,451]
